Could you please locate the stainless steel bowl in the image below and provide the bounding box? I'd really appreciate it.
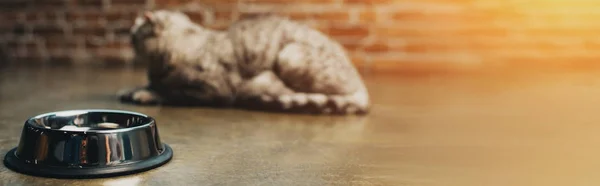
[3,109,173,178]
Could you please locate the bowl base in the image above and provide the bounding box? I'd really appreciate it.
[3,143,173,179]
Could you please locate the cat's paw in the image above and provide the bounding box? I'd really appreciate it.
[117,88,161,105]
[116,88,135,100]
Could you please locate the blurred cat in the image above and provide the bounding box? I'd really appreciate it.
[119,10,370,115]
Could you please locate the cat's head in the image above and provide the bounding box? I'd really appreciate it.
[130,9,193,39]
[130,10,193,53]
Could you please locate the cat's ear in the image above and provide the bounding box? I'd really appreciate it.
[144,11,155,23]
[143,11,163,33]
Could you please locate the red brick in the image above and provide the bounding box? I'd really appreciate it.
[359,9,377,23]
[327,25,369,38]
[73,0,103,7]
[42,12,63,23]
[402,42,464,53]
[340,42,361,51]
[185,11,205,23]
[66,11,103,22]
[312,24,329,34]
[389,11,499,23]
[1,12,19,20]
[110,0,146,5]
[83,11,103,21]
[65,11,79,22]
[110,24,133,36]
[84,36,106,48]
[73,27,105,37]
[0,25,11,35]
[363,42,388,52]
[86,39,128,49]
[0,1,29,10]
[243,0,335,4]
[12,24,28,35]
[455,28,509,37]
[105,11,127,21]
[286,11,349,21]
[33,25,64,35]
[29,0,68,9]
[155,0,198,6]
[349,53,365,70]
[21,41,38,49]
[105,40,130,49]
[20,12,37,22]
[214,11,232,21]
[285,12,310,20]
[46,36,80,48]
[343,0,391,5]
[4,40,19,48]
[374,26,447,38]
[390,11,432,20]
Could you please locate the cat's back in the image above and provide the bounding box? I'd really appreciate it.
[227,15,291,36]
[230,14,290,29]
[228,15,331,44]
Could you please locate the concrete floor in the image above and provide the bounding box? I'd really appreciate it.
[1,66,600,185]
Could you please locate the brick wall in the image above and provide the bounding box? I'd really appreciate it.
[1,0,600,73]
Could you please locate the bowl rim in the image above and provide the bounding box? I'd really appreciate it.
[26,109,157,134]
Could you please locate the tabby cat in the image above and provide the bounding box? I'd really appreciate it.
[118,10,370,115]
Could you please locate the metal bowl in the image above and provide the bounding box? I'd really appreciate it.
[3,109,173,178]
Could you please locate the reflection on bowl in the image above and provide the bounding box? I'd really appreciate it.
[3,109,173,178]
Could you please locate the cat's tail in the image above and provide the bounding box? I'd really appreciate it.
[242,90,370,115]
